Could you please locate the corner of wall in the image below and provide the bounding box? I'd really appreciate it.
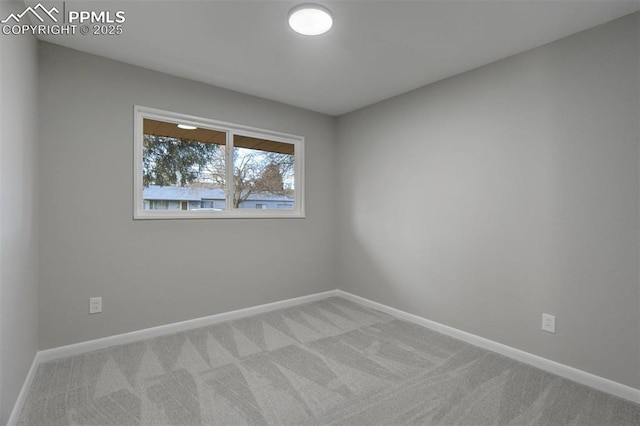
[0,3,41,422]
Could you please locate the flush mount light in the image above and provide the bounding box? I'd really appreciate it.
[288,4,333,36]
[177,124,198,130]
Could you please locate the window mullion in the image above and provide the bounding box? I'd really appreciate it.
[226,131,234,211]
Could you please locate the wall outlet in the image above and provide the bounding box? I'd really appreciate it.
[89,297,102,314]
[542,313,556,333]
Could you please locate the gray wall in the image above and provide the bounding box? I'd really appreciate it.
[38,43,337,349]
[337,13,640,388]
[0,2,40,423]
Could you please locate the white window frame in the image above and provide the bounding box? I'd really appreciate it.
[134,105,305,219]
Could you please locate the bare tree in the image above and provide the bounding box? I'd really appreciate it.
[232,150,293,208]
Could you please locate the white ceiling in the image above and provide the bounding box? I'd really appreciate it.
[28,0,640,116]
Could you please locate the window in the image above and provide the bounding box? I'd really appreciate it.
[134,106,304,219]
[148,200,170,210]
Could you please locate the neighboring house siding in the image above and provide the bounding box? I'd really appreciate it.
[201,199,226,209]
[142,185,293,211]
[238,200,293,209]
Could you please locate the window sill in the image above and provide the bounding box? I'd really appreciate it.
[133,210,306,220]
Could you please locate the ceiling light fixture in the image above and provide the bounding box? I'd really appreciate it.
[177,124,198,130]
[288,4,333,36]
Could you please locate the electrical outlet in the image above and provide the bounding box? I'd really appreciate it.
[89,297,102,314]
[542,313,556,333]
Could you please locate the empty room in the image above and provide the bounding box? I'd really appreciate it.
[1,0,639,424]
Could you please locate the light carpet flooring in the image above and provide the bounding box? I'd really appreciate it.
[18,297,640,425]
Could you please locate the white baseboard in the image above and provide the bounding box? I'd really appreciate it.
[6,351,41,426]
[38,289,340,363]
[336,290,640,404]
